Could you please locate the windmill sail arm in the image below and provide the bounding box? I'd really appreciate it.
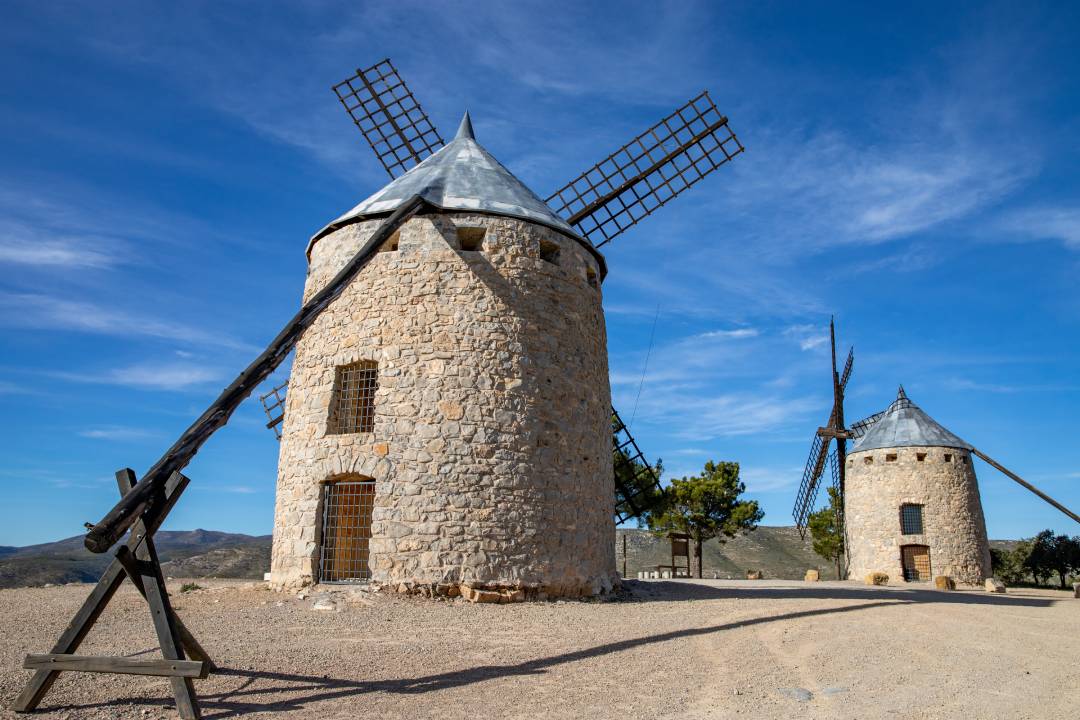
[545,91,744,248]
[334,58,445,179]
[972,448,1080,525]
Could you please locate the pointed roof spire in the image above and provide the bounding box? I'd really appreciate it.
[851,387,971,453]
[308,109,606,277]
[455,110,475,140]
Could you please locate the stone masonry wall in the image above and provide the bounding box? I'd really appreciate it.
[844,446,992,586]
[269,212,615,597]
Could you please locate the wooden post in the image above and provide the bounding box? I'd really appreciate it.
[622,533,627,578]
[13,468,212,719]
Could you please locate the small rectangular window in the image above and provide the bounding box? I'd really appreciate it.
[916,453,927,462]
[379,230,400,253]
[457,226,485,251]
[539,239,560,265]
[328,361,378,434]
[944,453,952,463]
[900,504,924,535]
[864,456,873,465]
[586,265,598,288]
[886,453,898,462]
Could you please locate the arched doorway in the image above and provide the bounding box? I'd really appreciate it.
[318,475,375,583]
[900,544,931,582]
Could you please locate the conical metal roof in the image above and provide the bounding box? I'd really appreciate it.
[309,112,604,275]
[851,386,972,453]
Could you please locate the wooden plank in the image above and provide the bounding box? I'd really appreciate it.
[23,654,205,679]
[10,561,127,712]
[114,469,215,671]
[138,535,201,719]
[84,195,430,553]
[11,470,195,713]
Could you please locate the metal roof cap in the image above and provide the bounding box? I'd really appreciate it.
[308,112,606,277]
[851,386,973,453]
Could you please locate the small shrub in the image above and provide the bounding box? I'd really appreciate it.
[180,583,204,593]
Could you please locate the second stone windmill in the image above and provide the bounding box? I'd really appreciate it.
[261,59,745,596]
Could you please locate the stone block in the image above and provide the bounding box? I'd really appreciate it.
[460,585,502,603]
[746,570,763,580]
[1073,582,1079,599]
[804,569,820,582]
[934,576,956,591]
[865,572,889,586]
[985,578,1006,593]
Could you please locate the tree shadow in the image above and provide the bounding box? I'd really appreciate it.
[617,579,1060,607]
[33,599,901,718]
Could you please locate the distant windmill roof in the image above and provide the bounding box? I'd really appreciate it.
[851,386,972,453]
[309,112,605,274]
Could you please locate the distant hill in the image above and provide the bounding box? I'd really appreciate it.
[0,527,1024,588]
[0,530,270,589]
[617,526,844,580]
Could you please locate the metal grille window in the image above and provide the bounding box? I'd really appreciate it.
[328,361,378,434]
[319,479,375,582]
[900,504,924,535]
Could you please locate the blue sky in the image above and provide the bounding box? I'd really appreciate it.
[1,1,1078,546]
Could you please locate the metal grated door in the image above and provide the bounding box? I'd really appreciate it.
[900,545,931,581]
[319,480,375,582]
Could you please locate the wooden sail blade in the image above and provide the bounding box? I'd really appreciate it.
[793,431,833,533]
[546,92,744,248]
[333,58,445,179]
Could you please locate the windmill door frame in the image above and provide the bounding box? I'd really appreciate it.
[899,544,932,582]
[318,476,376,583]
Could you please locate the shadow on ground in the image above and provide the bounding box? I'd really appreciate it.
[617,579,1062,607]
[22,581,1065,717]
[35,599,902,717]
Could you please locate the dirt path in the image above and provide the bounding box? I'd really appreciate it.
[1,579,1075,719]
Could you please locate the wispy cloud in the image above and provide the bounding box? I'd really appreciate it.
[0,293,255,352]
[998,205,1080,251]
[55,361,223,391]
[78,426,157,440]
[783,324,828,352]
[0,235,122,269]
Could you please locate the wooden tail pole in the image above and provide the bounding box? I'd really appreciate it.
[84,196,429,553]
[972,447,1080,525]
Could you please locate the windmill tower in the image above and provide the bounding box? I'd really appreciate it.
[267,59,745,596]
[794,319,1079,586]
[844,387,991,585]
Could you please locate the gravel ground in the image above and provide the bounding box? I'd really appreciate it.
[1,578,1076,719]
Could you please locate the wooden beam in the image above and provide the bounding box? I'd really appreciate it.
[84,195,430,553]
[23,655,206,679]
[817,426,854,440]
[972,448,1080,525]
[11,470,193,713]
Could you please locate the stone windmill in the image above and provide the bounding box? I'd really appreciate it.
[20,58,744,718]
[258,59,746,595]
[793,320,1080,585]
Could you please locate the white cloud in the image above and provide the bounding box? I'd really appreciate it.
[78,426,156,440]
[56,362,223,391]
[783,324,829,352]
[0,293,256,352]
[998,206,1080,250]
[0,236,121,269]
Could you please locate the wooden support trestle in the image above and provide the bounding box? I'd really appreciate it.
[11,467,214,719]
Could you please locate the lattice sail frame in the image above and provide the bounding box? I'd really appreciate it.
[546,91,744,248]
[612,407,665,524]
[334,58,445,179]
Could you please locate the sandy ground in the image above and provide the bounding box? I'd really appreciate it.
[1,578,1076,719]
